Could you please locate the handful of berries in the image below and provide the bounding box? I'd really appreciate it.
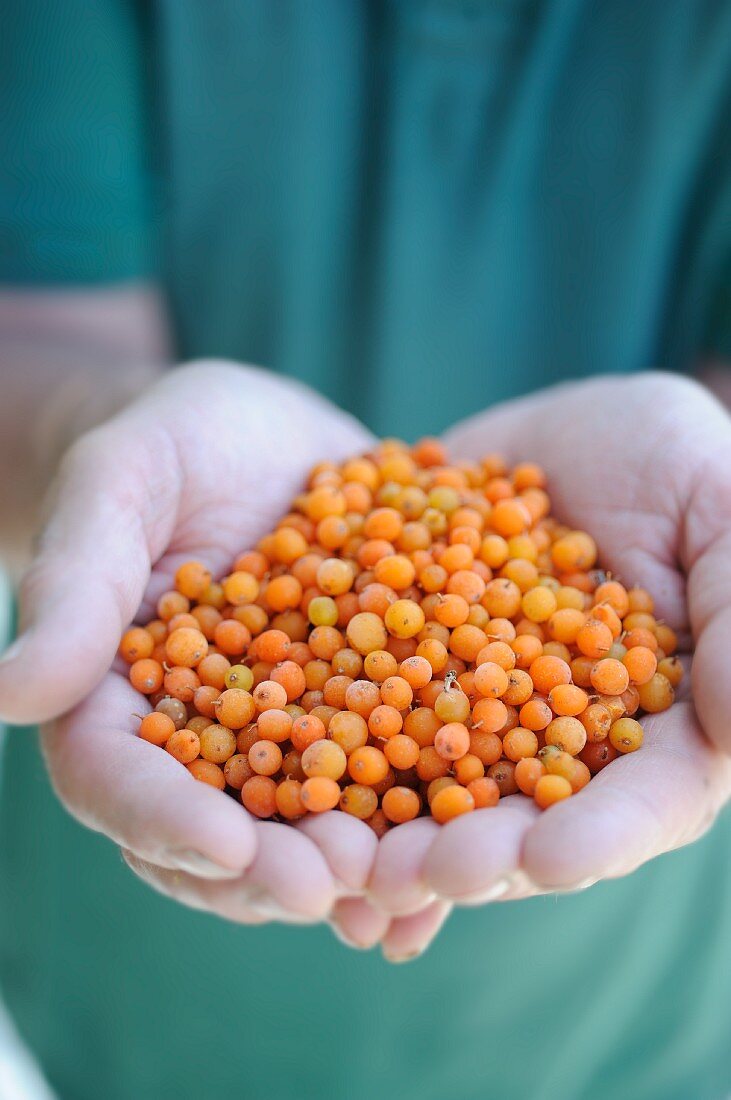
[120,438,680,832]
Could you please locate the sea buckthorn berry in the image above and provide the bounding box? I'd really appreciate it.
[222,571,259,606]
[502,726,539,762]
[579,702,612,742]
[466,776,500,809]
[301,739,347,780]
[270,660,307,701]
[242,775,278,817]
[519,698,553,732]
[434,687,471,723]
[384,734,421,770]
[316,558,354,596]
[163,666,200,703]
[216,688,256,729]
[155,696,188,730]
[382,786,421,824]
[340,784,379,819]
[157,590,190,621]
[657,656,684,688]
[453,753,484,785]
[515,757,547,796]
[308,595,338,627]
[609,717,644,753]
[637,673,674,713]
[188,760,227,790]
[575,619,613,659]
[580,739,619,773]
[224,754,255,789]
[384,599,426,639]
[473,662,509,699]
[545,716,587,756]
[275,779,306,820]
[434,722,470,761]
[252,679,289,712]
[248,740,283,776]
[529,655,572,694]
[449,625,488,663]
[175,560,213,600]
[300,776,342,813]
[548,683,588,717]
[130,658,165,695]
[348,746,390,786]
[491,498,531,537]
[521,586,557,623]
[346,612,388,654]
[139,712,176,747]
[199,724,237,764]
[486,760,519,796]
[256,629,291,663]
[654,623,678,655]
[430,784,475,823]
[534,774,572,809]
[380,675,414,710]
[501,669,534,706]
[551,531,597,572]
[290,714,327,751]
[590,658,630,696]
[399,655,433,689]
[363,650,398,683]
[622,646,658,685]
[120,627,154,663]
[256,709,293,744]
[368,704,403,739]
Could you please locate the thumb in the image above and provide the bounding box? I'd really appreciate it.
[0,422,180,724]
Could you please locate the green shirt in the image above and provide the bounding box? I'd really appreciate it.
[2,3,731,1098]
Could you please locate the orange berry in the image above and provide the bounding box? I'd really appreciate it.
[301,776,342,813]
[382,786,421,823]
[534,774,572,809]
[431,784,475,823]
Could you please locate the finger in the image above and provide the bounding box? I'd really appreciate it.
[0,423,176,724]
[521,702,731,889]
[0,360,375,725]
[367,817,440,915]
[43,672,257,876]
[422,796,540,902]
[296,812,378,892]
[689,528,731,754]
[243,821,337,920]
[381,900,452,964]
[122,851,271,924]
[329,897,391,949]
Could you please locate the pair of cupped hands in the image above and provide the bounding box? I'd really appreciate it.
[1,362,730,962]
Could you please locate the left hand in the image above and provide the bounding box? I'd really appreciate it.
[336,373,731,960]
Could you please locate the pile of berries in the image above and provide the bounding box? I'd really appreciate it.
[120,439,680,831]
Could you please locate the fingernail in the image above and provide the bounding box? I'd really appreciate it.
[330,925,372,951]
[559,876,598,894]
[382,948,421,965]
[448,877,510,904]
[165,848,242,879]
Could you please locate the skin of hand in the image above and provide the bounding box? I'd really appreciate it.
[345,371,731,961]
[0,361,388,927]
[4,365,730,962]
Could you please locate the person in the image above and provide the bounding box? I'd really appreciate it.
[1,3,730,1098]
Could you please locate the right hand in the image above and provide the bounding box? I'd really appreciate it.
[0,361,381,925]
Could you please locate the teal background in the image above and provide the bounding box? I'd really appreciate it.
[1,2,731,1098]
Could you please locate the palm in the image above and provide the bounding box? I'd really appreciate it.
[13,363,381,923]
[360,375,731,932]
